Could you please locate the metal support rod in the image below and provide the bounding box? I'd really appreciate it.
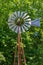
[13,51,16,65]
[18,27,21,65]
[22,47,26,65]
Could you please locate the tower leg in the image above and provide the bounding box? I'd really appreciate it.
[22,47,26,65]
[13,51,16,65]
[18,27,21,65]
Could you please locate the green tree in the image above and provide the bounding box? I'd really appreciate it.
[0,0,43,65]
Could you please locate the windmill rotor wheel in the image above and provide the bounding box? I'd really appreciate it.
[8,11,31,33]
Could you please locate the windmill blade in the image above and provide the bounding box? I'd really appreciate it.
[24,15,30,19]
[24,23,31,28]
[18,11,20,17]
[13,14,17,19]
[23,25,28,30]
[24,19,31,22]
[8,19,12,23]
[8,22,14,26]
[29,18,40,27]
[21,26,25,32]
[11,18,15,20]
[8,18,14,22]
[25,22,29,24]
[15,26,18,33]
[12,26,17,31]
[9,25,15,30]
[8,17,15,23]
[8,22,17,31]
[10,14,16,19]
[11,14,15,18]
[21,12,24,17]
[11,16,16,21]
[22,13,27,18]
[14,12,17,17]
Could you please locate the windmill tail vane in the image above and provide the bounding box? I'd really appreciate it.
[29,18,40,27]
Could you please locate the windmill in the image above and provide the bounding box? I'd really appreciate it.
[8,11,40,65]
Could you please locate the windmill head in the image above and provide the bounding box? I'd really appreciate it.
[8,11,40,33]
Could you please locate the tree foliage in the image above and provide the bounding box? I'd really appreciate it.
[0,0,43,65]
